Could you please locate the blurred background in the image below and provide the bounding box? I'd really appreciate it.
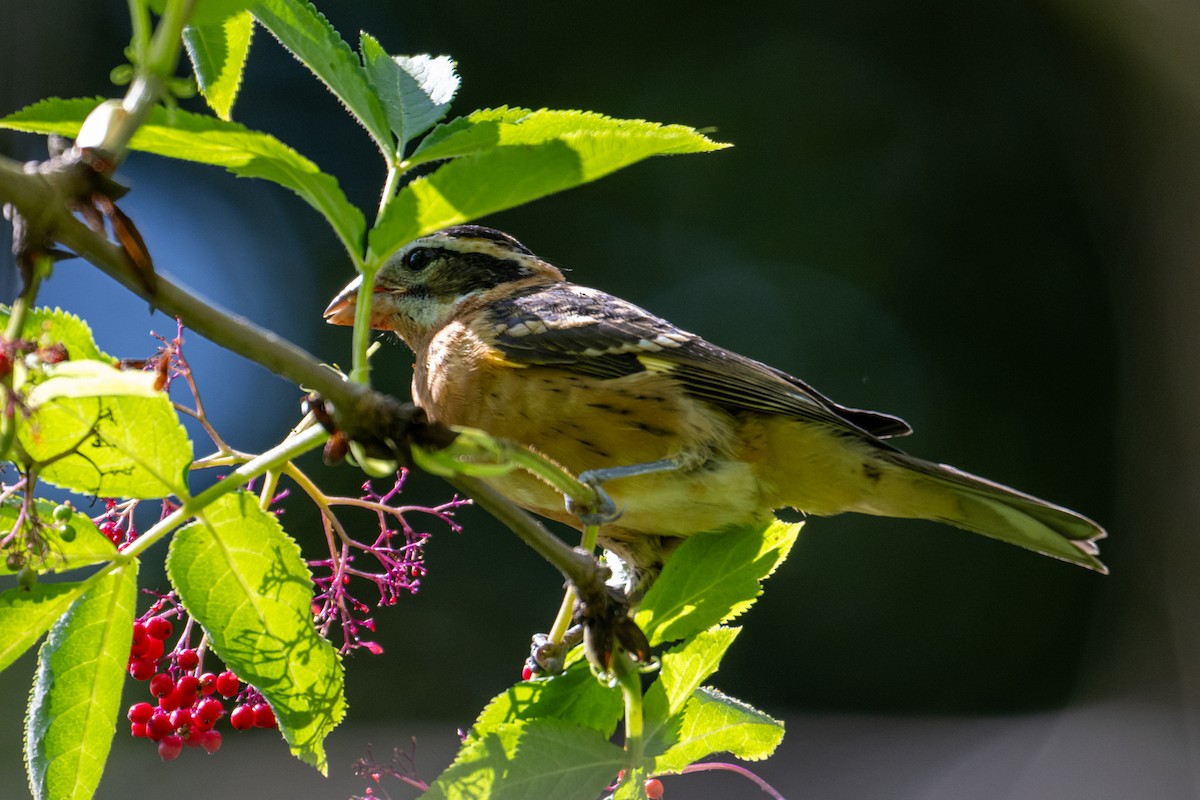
[0,0,1195,797]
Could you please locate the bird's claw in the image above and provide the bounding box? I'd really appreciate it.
[566,470,621,527]
[525,625,585,677]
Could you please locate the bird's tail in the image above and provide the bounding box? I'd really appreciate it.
[869,451,1107,572]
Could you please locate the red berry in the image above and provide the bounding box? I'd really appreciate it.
[147,712,174,741]
[521,665,534,681]
[177,649,200,670]
[158,734,183,762]
[170,708,194,730]
[645,778,664,800]
[229,704,255,730]
[253,703,276,729]
[199,672,218,695]
[158,691,181,712]
[128,702,155,724]
[199,729,222,754]
[214,671,240,697]
[146,617,172,640]
[139,636,165,661]
[130,722,148,738]
[128,658,156,681]
[149,673,175,699]
[194,698,224,727]
[131,622,147,645]
[174,675,199,708]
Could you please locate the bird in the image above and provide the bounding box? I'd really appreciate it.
[324,224,1106,590]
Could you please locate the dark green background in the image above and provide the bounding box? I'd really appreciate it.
[3,1,1196,797]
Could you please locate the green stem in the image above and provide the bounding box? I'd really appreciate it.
[615,649,645,775]
[5,253,50,341]
[350,262,379,385]
[116,424,328,564]
[375,162,402,227]
[546,523,599,644]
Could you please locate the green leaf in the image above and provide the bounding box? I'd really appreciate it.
[17,362,192,500]
[360,34,458,150]
[636,520,800,646]
[472,660,623,739]
[167,492,344,773]
[250,0,392,157]
[0,499,116,576]
[0,98,365,262]
[645,627,740,722]
[421,719,622,800]
[184,10,254,120]
[0,306,112,364]
[653,687,784,774]
[0,583,86,673]
[25,564,138,800]
[368,108,729,262]
[409,107,727,167]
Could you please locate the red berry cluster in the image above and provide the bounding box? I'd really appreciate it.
[126,602,277,762]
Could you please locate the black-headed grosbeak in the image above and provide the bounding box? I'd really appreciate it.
[324,225,1105,585]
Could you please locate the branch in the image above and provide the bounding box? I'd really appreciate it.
[0,154,380,416]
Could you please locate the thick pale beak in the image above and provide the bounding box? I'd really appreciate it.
[323,276,363,326]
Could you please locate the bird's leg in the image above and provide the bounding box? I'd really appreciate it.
[526,457,686,676]
[565,457,685,526]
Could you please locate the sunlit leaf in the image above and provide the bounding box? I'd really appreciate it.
[369,108,728,263]
[472,660,623,739]
[360,35,457,149]
[25,564,137,800]
[0,582,86,672]
[167,492,344,773]
[636,520,800,646]
[653,687,784,773]
[420,719,622,800]
[184,10,254,120]
[251,0,392,157]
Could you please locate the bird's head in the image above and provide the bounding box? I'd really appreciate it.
[323,225,563,341]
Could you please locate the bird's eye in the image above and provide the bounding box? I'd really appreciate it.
[403,247,437,272]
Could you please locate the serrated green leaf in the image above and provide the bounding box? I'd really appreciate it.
[0,499,115,576]
[360,35,457,150]
[251,0,392,157]
[0,306,112,364]
[17,369,191,500]
[25,564,137,800]
[0,583,86,673]
[472,660,623,739]
[421,719,622,800]
[167,492,344,773]
[184,10,254,120]
[0,98,364,261]
[645,627,740,726]
[368,108,729,262]
[409,107,727,167]
[653,687,784,774]
[636,520,800,647]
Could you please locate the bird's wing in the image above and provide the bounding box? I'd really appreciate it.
[486,284,911,440]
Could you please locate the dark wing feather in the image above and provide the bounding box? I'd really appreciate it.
[487,284,911,441]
